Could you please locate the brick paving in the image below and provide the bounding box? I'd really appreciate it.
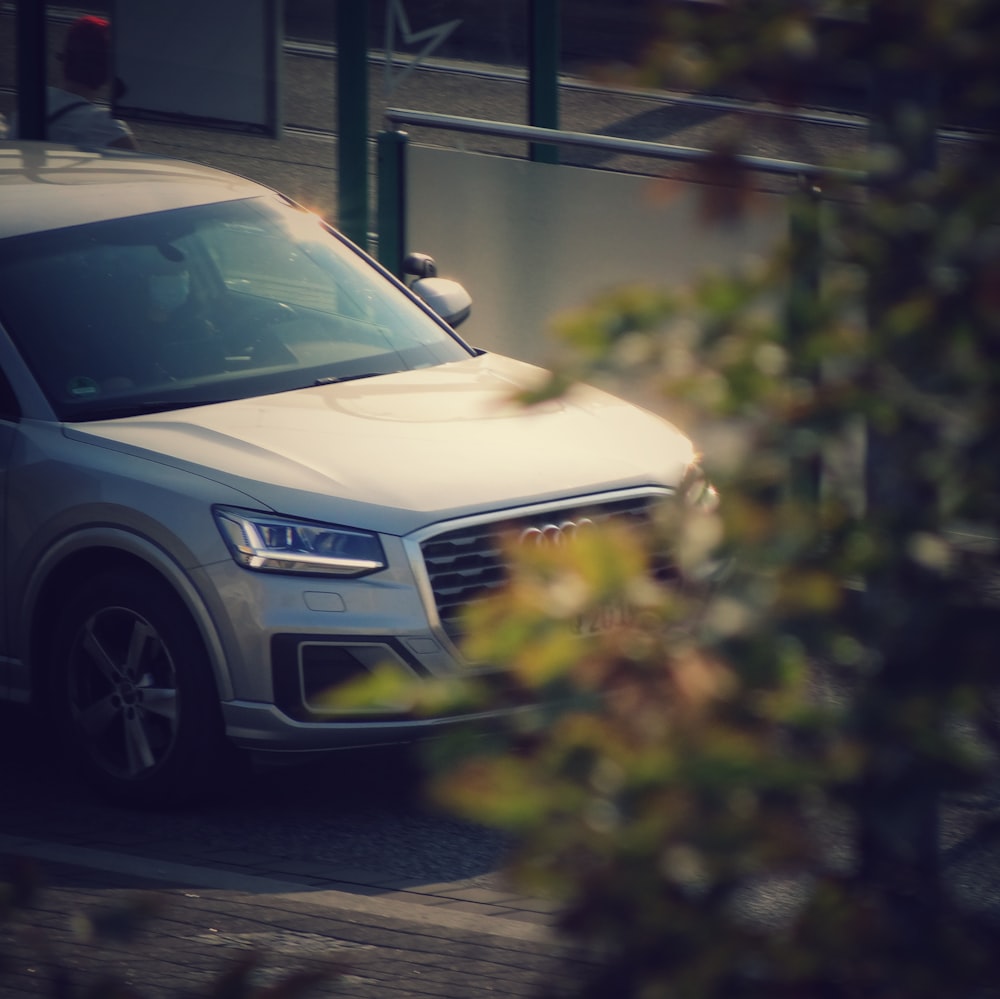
[0,846,589,999]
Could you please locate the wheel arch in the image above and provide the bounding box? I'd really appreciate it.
[25,533,234,708]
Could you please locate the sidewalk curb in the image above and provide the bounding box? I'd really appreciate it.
[0,834,554,943]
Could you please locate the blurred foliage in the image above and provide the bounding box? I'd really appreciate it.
[342,1,1000,997]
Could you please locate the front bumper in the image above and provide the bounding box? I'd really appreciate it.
[221,697,519,755]
[204,486,676,752]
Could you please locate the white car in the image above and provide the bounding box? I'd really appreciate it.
[0,144,700,804]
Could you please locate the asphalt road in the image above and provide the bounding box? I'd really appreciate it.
[0,704,512,898]
[2,692,999,947]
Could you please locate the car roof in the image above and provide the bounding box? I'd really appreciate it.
[0,143,278,240]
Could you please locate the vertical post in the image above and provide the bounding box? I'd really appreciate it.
[16,0,48,140]
[786,174,823,504]
[859,0,941,955]
[528,0,559,163]
[265,0,284,140]
[377,129,408,278]
[337,0,370,249]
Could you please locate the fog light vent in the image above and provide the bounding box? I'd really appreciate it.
[301,644,370,710]
[271,636,420,720]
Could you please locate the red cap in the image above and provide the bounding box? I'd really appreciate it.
[62,15,111,90]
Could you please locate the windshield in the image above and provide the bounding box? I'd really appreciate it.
[0,196,473,420]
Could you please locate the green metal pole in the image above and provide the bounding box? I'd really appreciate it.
[336,0,369,249]
[376,129,408,278]
[16,0,48,139]
[528,0,559,163]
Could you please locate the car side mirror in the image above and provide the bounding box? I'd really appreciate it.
[411,277,472,328]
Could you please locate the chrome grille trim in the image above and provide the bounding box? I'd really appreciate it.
[405,487,674,657]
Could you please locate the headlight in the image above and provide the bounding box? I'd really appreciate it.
[214,507,386,576]
[683,462,720,513]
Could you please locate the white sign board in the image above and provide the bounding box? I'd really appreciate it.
[112,0,282,136]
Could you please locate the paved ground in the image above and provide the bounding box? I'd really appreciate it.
[2,737,998,999]
[0,695,580,999]
[3,789,999,998]
[0,843,587,998]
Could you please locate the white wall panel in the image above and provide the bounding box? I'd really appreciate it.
[407,147,788,368]
[113,0,282,135]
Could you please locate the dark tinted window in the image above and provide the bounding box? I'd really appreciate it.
[0,197,470,421]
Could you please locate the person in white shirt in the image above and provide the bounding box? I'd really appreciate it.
[11,15,137,150]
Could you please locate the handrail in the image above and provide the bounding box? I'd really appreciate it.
[383,107,865,183]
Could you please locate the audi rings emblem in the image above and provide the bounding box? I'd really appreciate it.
[519,518,595,547]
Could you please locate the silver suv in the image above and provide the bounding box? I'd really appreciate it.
[0,145,699,804]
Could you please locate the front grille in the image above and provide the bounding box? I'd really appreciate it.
[420,495,673,648]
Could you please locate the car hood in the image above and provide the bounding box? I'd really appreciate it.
[67,353,695,535]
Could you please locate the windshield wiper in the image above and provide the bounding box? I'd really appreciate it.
[313,371,387,386]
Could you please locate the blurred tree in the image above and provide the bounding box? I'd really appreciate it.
[342,1,1000,995]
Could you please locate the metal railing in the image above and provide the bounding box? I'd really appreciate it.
[382,107,863,181]
[376,107,863,282]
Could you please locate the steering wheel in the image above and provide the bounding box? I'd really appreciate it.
[224,300,298,364]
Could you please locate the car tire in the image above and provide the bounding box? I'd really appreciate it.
[50,568,235,807]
